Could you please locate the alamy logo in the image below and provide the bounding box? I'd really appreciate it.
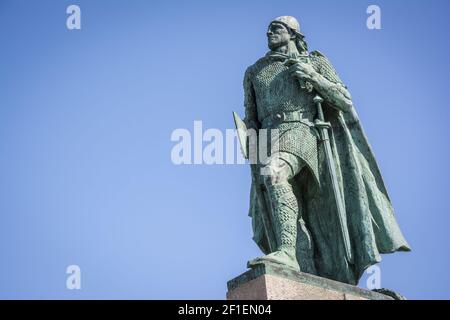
[366,265,382,290]
[367,5,382,30]
[170,121,280,175]
[66,265,81,290]
[66,5,81,30]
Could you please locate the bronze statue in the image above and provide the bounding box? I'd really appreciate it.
[234,16,410,285]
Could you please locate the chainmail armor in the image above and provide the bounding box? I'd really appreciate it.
[310,51,345,86]
[245,55,319,181]
[268,183,298,248]
[244,51,347,183]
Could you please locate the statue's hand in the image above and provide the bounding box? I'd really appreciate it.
[288,60,317,82]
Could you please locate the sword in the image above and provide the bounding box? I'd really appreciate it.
[313,96,353,264]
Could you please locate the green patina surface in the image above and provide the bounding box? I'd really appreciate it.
[234,16,411,286]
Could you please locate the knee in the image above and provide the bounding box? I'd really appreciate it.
[261,158,292,187]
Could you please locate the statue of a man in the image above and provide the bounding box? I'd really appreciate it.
[242,16,410,285]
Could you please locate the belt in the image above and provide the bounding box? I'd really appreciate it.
[261,110,315,128]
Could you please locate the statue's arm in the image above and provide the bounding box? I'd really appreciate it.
[243,68,260,130]
[307,52,353,113]
[310,71,353,113]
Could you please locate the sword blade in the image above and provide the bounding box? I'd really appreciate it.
[315,97,353,264]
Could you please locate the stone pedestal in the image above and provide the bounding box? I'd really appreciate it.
[227,262,393,300]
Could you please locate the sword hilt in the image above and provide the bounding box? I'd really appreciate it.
[314,95,325,121]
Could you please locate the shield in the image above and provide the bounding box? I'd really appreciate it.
[232,111,248,159]
[232,112,277,253]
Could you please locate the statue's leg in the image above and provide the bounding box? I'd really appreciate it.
[248,154,302,271]
[295,184,317,275]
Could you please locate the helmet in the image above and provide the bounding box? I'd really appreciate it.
[270,16,304,37]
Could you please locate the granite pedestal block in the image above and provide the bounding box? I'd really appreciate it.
[227,262,393,300]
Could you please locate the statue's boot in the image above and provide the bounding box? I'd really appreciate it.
[248,182,300,272]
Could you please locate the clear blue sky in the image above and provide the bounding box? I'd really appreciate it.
[0,0,449,299]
